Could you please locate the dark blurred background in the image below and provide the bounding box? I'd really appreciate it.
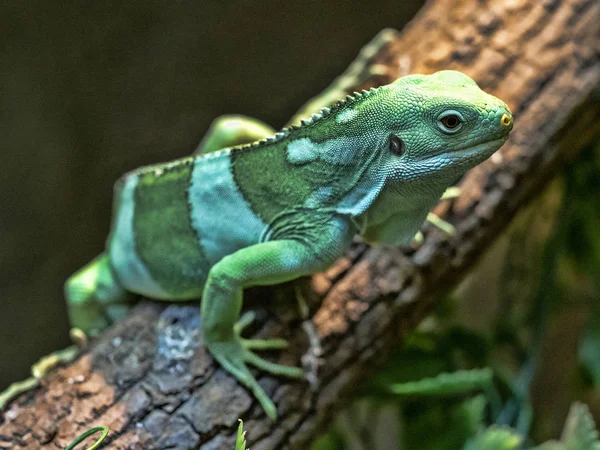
[0,1,425,391]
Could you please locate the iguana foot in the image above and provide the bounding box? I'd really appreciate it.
[0,328,88,410]
[70,327,89,347]
[65,253,130,337]
[0,335,83,409]
[411,187,462,246]
[440,186,461,200]
[426,212,456,235]
[415,212,454,244]
[420,186,462,238]
[234,311,291,350]
[31,327,89,378]
[206,311,304,420]
[412,231,424,246]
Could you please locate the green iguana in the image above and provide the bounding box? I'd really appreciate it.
[0,66,513,420]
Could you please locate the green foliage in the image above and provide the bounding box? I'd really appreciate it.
[311,392,599,450]
[64,426,109,450]
[387,368,494,397]
[566,145,600,391]
[312,429,347,450]
[533,404,600,450]
[401,395,487,450]
[236,420,248,450]
[464,427,522,450]
[579,328,600,388]
[559,403,600,450]
[561,144,600,283]
[364,324,492,397]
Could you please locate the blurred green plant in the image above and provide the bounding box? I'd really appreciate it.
[64,426,109,450]
[64,421,248,450]
[312,365,599,449]
[236,420,249,450]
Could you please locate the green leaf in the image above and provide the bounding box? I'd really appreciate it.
[532,442,563,450]
[463,426,522,450]
[531,403,600,450]
[444,326,491,365]
[388,368,494,397]
[579,328,600,387]
[64,426,109,450]
[311,429,347,450]
[235,419,248,450]
[402,396,487,450]
[561,403,600,450]
[362,347,447,398]
[461,395,488,434]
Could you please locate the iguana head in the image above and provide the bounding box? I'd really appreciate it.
[375,70,513,186]
[326,70,513,243]
[327,70,512,215]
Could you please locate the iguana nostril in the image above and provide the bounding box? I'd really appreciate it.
[500,114,512,128]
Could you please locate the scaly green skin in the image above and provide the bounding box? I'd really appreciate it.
[16,70,514,420]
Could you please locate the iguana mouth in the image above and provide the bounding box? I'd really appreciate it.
[449,137,507,159]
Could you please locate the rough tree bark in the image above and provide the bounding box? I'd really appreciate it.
[1,0,599,448]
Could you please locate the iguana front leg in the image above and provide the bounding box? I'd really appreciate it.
[202,219,353,419]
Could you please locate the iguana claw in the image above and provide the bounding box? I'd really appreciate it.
[206,312,304,420]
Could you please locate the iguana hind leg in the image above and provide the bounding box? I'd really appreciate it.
[193,115,275,155]
[196,31,400,156]
[0,340,81,409]
[65,253,130,336]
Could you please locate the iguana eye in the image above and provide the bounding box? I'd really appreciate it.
[389,135,405,156]
[441,115,460,128]
[437,110,464,134]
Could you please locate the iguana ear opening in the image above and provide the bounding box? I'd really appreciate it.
[389,135,406,156]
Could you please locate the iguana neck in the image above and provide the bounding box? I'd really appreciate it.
[230,87,389,225]
[355,180,447,239]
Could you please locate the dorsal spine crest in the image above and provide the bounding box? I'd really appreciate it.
[231,84,382,153]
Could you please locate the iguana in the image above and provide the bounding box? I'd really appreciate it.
[0,63,513,419]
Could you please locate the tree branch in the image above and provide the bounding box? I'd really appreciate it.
[1,0,599,448]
